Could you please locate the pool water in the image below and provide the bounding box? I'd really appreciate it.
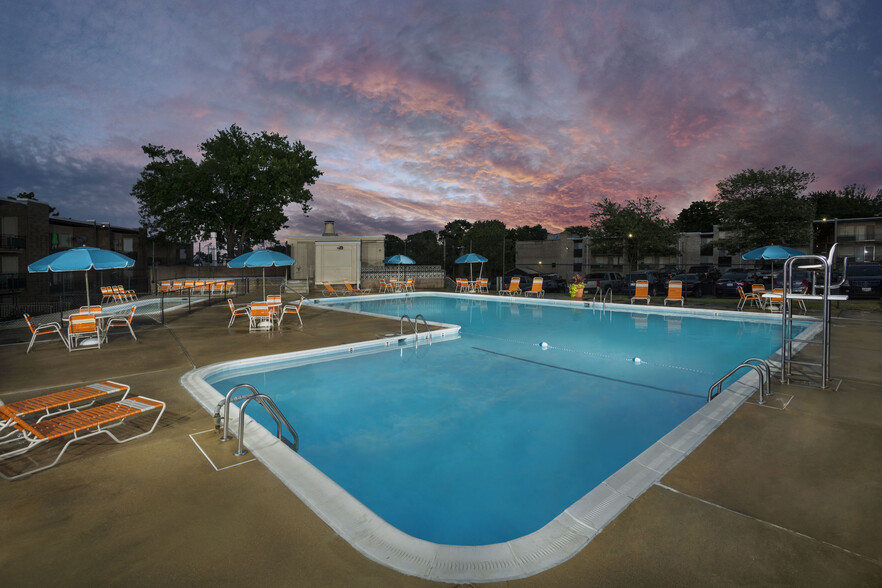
[207,295,792,546]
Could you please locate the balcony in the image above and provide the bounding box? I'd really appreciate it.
[1,234,26,249]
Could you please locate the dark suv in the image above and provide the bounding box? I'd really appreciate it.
[584,271,626,293]
[843,263,882,299]
[625,271,662,296]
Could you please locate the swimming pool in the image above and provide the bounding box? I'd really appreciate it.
[183,294,815,582]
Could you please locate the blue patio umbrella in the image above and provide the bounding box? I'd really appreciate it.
[384,254,415,283]
[742,245,805,286]
[28,246,136,306]
[227,248,295,298]
[455,252,488,281]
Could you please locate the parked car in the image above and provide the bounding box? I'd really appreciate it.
[538,273,567,293]
[842,263,882,299]
[583,271,626,293]
[688,265,719,281]
[665,273,709,298]
[714,271,754,297]
[625,271,663,296]
[772,270,814,292]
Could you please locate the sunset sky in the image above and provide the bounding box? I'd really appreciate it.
[2,0,881,239]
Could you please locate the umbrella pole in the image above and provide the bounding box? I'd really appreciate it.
[85,272,90,307]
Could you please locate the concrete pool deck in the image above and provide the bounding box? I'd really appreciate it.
[1,295,880,586]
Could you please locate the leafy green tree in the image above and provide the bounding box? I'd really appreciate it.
[405,230,442,264]
[674,200,720,232]
[508,224,548,242]
[463,220,508,278]
[564,225,592,237]
[585,196,678,265]
[439,219,473,274]
[714,165,815,252]
[805,184,882,219]
[384,234,405,257]
[132,123,322,257]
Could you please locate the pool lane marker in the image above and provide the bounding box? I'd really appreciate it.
[472,346,706,400]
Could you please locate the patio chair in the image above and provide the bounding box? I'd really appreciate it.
[631,280,650,304]
[322,282,342,296]
[67,313,102,351]
[79,305,103,314]
[248,302,274,331]
[343,281,370,295]
[171,281,184,292]
[379,279,390,293]
[404,278,415,293]
[100,286,115,303]
[227,299,248,328]
[475,278,488,293]
[455,278,468,292]
[24,313,69,353]
[0,395,165,480]
[737,286,761,311]
[112,285,136,301]
[224,281,236,294]
[524,277,544,298]
[663,281,684,306]
[104,306,137,341]
[159,281,173,294]
[210,281,226,295]
[278,297,305,327]
[0,381,130,435]
[499,277,520,295]
[766,288,785,312]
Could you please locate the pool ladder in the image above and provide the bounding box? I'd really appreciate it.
[214,384,299,455]
[708,358,773,405]
[400,314,431,347]
[592,287,614,308]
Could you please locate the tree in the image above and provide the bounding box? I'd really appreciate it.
[714,165,815,252]
[674,200,720,232]
[805,184,882,220]
[384,234,405,257]
[564,225,591,237]
[132,123,322,257]
[405,230,442,264]
[439,219,473,274]
[585,196,678,266]
[463,220,509,278]
[508,224,548,242]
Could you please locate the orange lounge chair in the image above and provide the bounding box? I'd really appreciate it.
[67,313,102,351]
[403,278,415,293]
[0,381,130,434]
[631,280,651,304]
[663,281,684,306]
[100,286,115,304]
[343,281,371,294]
[104,306,137,341]
[278,297,304,327]
[24,313,69,353]
[524,277,544,297]
[112,285,136,301]
[322,282,342,296]
[0,395,165,480]
[499,277,520,295]
[159,281,173,294]
[227,299,248,328]
[379,279,391,293]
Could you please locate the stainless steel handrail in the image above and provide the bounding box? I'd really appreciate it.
[400,314,430,347]
[708,358,772,405]
[214,384,299,454]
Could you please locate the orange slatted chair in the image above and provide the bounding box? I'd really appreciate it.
[343,281,370,295]
[524,277,544,298]
[322,282,342,296]
[104,306,137,341]
[631,280,650,304]
[278,297,305,327]
[0,381,129,434]
[24,314,69,353]
[67,313,101,351]
[663,281,684,306]
[227,299,248,328]
[248,302,273,331]
[0,395,165,480]
[499,277,520,295]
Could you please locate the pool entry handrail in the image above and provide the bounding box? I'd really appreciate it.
[400,314,432,346]
[214,384,299,454]
[591,287,613,308]
[708,358,773,404]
